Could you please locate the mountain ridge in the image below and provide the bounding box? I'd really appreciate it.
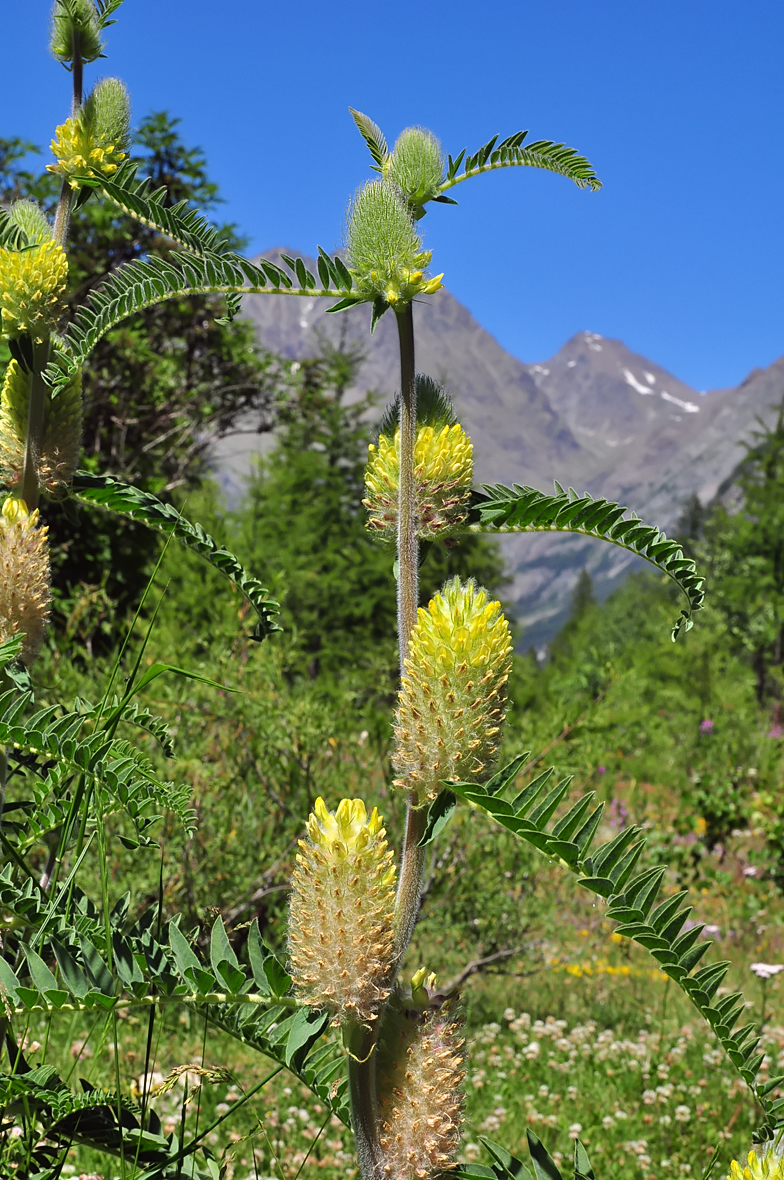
[215,250,784,648]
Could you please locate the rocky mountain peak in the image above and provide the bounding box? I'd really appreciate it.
[217,250,784,647]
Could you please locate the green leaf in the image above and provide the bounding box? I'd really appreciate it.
[468,484,705,639]
[370,296,390,333]
[349,108,389,167]
[573,1141,596,1180]
[24,947,60,999]
[247,920,291,996]
[51,941,91,999]
[79,936,115,996]
[209,917,244,992]
[526,1130,563,1180]
[0,688,195,837]
[437,133,601,201]
[285,1008,330,1069]
[46,248,349,382]
[418,790,457,847]
[169,922,201,979]
[70,472,280,641]
[0,956,21,1002]
[447,759,765,1116]
[480,1137,534,1180]
[130,662,239,699]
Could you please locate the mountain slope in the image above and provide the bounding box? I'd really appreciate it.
[219,251,784,648]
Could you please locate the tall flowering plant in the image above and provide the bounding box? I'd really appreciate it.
[0,4,771,1179]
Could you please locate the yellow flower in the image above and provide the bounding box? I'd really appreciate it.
[727,1148,784,1180]
[48,116,127,187]
[394,578,513,804]
[288,798,397,1024]
[0,495,51,666]
[378,992,465,1180]
[0,241,68,341]
[47,78,131,188]
[364,423,473,542]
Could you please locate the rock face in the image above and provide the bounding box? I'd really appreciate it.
[218,250,784,648]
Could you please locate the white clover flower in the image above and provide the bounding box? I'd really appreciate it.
[751,963,784,980]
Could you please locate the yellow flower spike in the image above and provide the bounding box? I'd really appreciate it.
[0,361,83,494]
[364,422,473,542]
[0,495,51,666]
[48,78,131,188]
[288,797,397,1024]
[724,1147,784,1180]
[378,994,465,1180]
[394,577,512,804]
[0,241,68,342]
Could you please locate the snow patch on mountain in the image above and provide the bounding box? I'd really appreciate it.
[623,368,654,395]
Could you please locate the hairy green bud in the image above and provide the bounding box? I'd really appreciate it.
[7,201,53,247]
[385,127,445,208]
[394,578,513,804]
[49,0,104,66]
[48,77,131,187]
[345,181,443,308]
[0,361,83,495]
[86,77,131,153]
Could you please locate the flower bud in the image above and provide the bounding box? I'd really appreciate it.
[50,0,104,66]
[287,797,397,1024]
[7,201,53,247]
[0,241,68,342]
[394,578,513,804]
[0,361,83,495]
[345,181,444,309]
[385,127,445,208]
[726,1146,784,1180]
[364,421,473,541]
[0,496,51,666]
[48,77,131,188]
[378,983,465,1180]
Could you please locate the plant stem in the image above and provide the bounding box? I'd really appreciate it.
[53,37,84,249]
[392,798,427,962]
[345,1021,381,1180]
[392,302,426,966]
[395,303,418,669]
[20,341,51,511]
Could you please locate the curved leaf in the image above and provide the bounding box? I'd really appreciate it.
[46,250,354,381]
[438,132,602,197]
[446,756,778,1136]
[70,472,281,641]
[468,482,705,639]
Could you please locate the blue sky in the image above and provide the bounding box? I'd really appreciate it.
[4,0,783,391]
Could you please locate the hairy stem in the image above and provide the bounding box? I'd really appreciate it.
[392,302,425,963]
[395,303,418,668]
[20,341,51,510]
[345,1021,381,1180]
[53,32,83,248]
[53,179,74,251]
[392,797,427,962]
